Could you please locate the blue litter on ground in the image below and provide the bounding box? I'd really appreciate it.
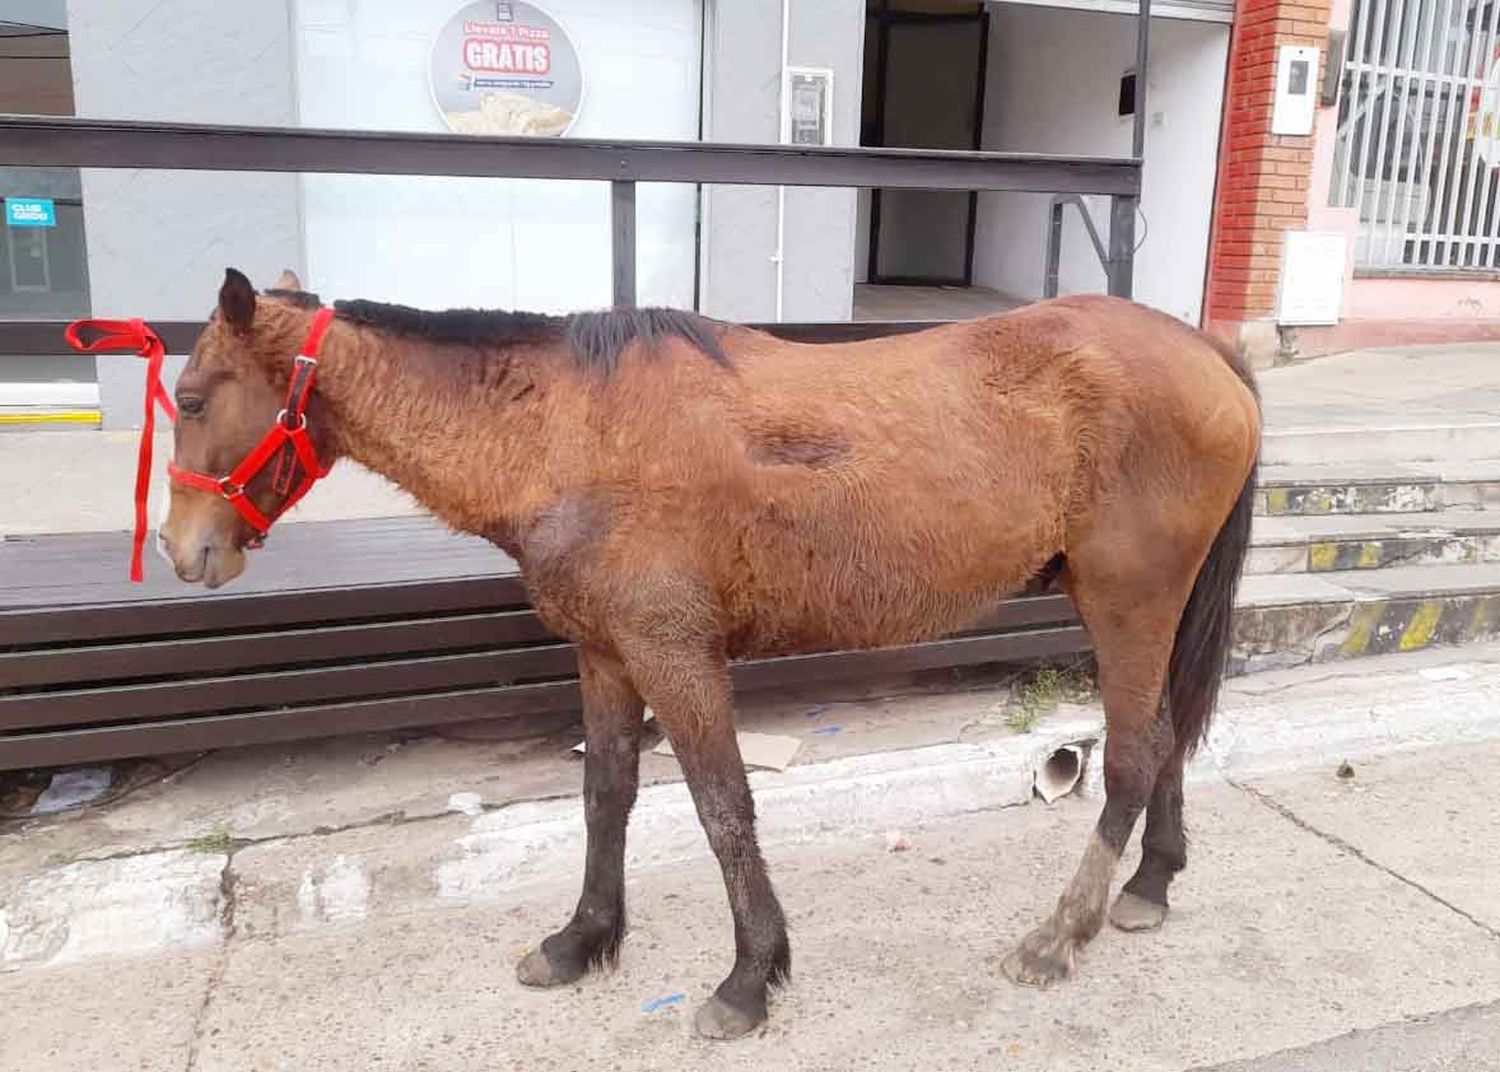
[642,992,686,1014]
[810,725,843,735]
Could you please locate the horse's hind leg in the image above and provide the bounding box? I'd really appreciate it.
[1002,560,1187,987]
[517,649,644,987]
[1110,761,1186,931]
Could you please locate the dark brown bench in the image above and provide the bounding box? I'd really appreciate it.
[0,516,1086,770]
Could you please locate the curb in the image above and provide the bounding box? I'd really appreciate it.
[435,718,1103,903]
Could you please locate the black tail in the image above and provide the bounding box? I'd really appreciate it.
[1168,338,1259,758]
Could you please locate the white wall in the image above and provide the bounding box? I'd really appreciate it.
[974,4,1228,325]
[700,0,865,322]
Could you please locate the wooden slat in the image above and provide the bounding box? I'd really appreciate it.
[0,608,555,688]
[0,680,586,771]
[0,609,1082,731]
[0,575,530,647]
[967,594,1075,632]
[0,516,513,610]
[731,625,1089,690]
[0,624,1088,770]
[0,644,580,731]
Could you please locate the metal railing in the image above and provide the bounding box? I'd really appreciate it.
[1,0,1154,343]
[0,103,1146,348]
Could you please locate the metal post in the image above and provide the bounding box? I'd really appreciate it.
[1045,200,1065,299]
[1132,0,1151,161]
[611,179,637,308]
[1110,0,1150,299]
[1107,195,1136,299]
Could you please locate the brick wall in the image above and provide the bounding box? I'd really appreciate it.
[1204,0,1333,350]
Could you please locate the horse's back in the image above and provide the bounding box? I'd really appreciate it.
[597,297,1258,657]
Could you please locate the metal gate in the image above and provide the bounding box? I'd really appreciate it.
[1334,0,1500,270]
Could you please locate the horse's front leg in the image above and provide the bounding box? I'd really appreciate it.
[620,639,790,1040]
[517,647,644,987]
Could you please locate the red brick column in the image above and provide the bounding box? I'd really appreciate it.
[1204,0,1332,362]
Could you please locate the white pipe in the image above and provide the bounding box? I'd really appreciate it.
[1035,745,1085,804]
[774,0,790,322]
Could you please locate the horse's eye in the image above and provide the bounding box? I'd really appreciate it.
[177,395,205,417]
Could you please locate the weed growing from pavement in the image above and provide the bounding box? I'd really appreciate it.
[1002,666,1096,733]
[189,823,234,854]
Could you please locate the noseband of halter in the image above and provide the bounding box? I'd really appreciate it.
[63,307,336,582]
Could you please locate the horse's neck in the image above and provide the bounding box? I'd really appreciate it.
[313,326,561,535]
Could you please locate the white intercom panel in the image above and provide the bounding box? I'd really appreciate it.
[1271,45,1320,136]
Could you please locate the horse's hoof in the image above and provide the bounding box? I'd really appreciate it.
[1109,891,1168,932]
[1001,927,1076,989]
[515,946,585,989]
[694,995,764,1040]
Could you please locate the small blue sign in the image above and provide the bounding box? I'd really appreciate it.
[5,198,56,228]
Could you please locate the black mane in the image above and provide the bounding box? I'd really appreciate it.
[327,298,729,375]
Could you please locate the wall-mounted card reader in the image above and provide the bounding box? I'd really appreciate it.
[1272,45,1319,136]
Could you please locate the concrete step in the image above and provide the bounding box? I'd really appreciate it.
[1248,510,1500,574]
[1262,421,1500,467]
[1234,561,1500,672]
[1255,461,1500,516]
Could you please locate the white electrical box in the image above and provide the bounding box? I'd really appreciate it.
[1278,231,1347,326]
[1271,45,1319,136]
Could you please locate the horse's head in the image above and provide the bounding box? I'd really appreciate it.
[158,267,328,588]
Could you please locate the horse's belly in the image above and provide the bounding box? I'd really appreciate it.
[721,433,1069,658]
[723,553,1032,660]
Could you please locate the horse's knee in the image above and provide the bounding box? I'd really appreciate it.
[582,759,637,826]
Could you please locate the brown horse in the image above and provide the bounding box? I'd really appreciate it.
[159,268,1259,1039]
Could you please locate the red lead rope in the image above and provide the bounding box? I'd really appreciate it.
[64,308,336,582]
[63,319,177,582]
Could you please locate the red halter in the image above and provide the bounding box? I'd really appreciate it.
[167,307,336,548]
[63,308,336,581]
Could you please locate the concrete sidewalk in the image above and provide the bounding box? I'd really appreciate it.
[5,341,1500,537]
[1260,341,1500,431]
[3,644,1499,1071]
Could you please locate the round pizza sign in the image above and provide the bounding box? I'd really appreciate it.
[430,2,582,137]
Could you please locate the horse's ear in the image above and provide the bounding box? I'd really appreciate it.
[271,268,302,292]
[219,268,256,335]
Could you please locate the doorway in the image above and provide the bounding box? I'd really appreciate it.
[863,0,989,287]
